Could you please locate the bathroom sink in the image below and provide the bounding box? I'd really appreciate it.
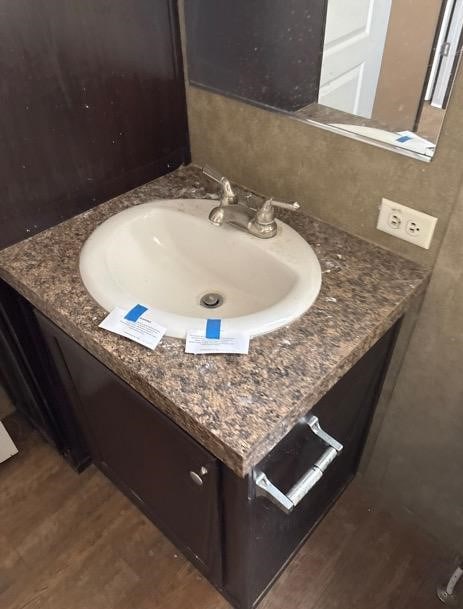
[79,199,322,338]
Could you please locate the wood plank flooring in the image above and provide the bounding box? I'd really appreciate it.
[0,415,454,609]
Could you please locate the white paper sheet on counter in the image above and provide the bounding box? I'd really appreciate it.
[185,331,250,355]
[99,307,166,351]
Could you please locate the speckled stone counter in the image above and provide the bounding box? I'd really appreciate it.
[0,165,429,476]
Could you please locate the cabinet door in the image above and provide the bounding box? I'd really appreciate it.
[34,310,222,581]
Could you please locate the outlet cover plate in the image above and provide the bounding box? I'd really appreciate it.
[377,198,437,249]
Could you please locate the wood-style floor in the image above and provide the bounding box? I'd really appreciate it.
[0,415,453,609]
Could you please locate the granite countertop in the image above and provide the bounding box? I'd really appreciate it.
[0,165,429,477]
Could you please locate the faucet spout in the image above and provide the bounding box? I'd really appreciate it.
[208,202,254,231]
[202,165,299,239]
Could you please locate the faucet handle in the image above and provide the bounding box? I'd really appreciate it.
[255,198,300,226]
[202,165,226,184]
[249,198,300,238]
[266,198,300,212]
[202,165,237,205]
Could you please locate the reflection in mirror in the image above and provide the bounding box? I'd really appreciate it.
[184,0,463,161]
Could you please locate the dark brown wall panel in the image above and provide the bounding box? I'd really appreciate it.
[0,0,189,249]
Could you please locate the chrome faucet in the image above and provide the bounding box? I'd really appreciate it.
[202,165,299,239]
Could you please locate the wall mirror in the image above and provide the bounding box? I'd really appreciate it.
[184,0,463,162]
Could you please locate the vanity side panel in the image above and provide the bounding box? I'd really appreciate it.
[223,323,400,609]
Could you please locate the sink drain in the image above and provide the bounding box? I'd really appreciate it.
[200,292,224,309]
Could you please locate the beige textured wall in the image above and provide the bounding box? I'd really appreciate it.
[372,0,443,131]
[365,183,463,550]
[186,71,463,268]
[183,19,463,545]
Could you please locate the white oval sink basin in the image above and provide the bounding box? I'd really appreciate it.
[79,199,322,338]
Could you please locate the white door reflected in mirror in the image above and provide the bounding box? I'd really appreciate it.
[319,0,392,119]
[304,0,458,159]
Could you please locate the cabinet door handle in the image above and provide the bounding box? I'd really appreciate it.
[254,415,343,514]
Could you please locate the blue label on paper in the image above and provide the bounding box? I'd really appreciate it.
[124,304,148,322]
[205,319,221,339]
[397,135,412,143]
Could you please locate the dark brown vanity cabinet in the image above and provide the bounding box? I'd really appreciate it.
[222,325,399,608]
[34,311,222,582]
[31,307,399,609]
